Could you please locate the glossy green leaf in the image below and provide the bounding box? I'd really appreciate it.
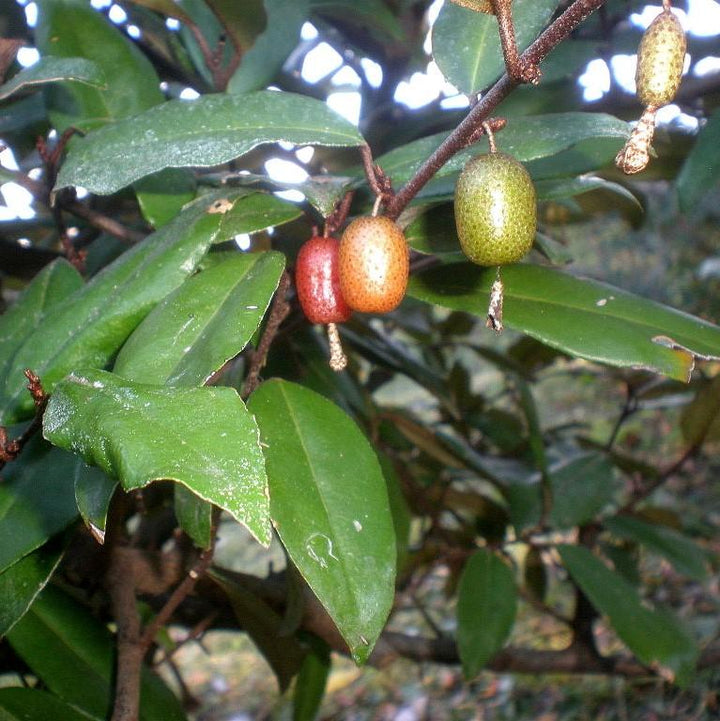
[7,585,187,721]
[174,485,213,549]
[0,56,105,102]
[535,176,641,208]
[248,380,396,664]
[432,0,558,94]
[376,113,630,187]
[0,193,238,423]
[559,545,698,685]
[35,0,162,132]
[228,0,309,94]
[205,0,266,54]
[134,168,197,228]
[210,567,307,691]
[604,515,708,582]
[408,263,720,382]
[43,369,271,545]
[0,259,82,389]
[0,688,97,721]
[114,252,285,386]
[0,544,63,637]
[550,453,617,528]
[74,466,117,540]
[456,549,517,678]
[292,635,331,721]
[208,191,303,236]
[56,90,364,195]
[0,435,78,575]
[677,109,720,213]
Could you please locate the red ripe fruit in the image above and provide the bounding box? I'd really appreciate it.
[296,235,352,324]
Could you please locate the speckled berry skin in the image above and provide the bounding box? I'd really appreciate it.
[636,9,686,107]
[338,216,409,314]
[296,236,352,324]
[454,152,536,266]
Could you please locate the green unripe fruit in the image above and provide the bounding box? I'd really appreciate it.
[636,8,686,107]
[454,152,536,266]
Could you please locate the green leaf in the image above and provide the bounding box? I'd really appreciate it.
[123,0,194,24]
[74,466,117,540]
[432,0,558,94]
[134,168,197,228]
[550,453,617,528]
[680,373,720,446]
[0,544,63,638]
[376,113,630,187]
[0,259,82,389]
[604,515,708,582]
[292,635,331,721]
[174,485,213,549]
[205,0,267,54]
[114,252,285,386]
[310,0,405,44]
[0,435,78,575]
[456,549,517,678]
[43,369,271,545]
[0,688,97,721]
[677,109,720,213]
[408,263,720,382]
[535,176,641,208]
[210,567,307,691]
[56,90,364,195]
[248,380,396,664]
[0,193,237,423]
[35,0,162,132]
[559,545,698,685]
[0,56,106,102]
[209,191,303,236]
[7,585,187,721]
[228,0,309,94]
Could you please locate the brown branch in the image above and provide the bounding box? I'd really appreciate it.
[384,0,609,219]
[62,201,147,244]
[240,271,292,399]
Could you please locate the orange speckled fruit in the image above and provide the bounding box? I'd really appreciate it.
[338,216,409,313]
[636,8,686,108]
[454,152,536,266]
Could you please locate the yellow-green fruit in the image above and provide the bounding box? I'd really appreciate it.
[454,152,536,266]
[636,9,686,107]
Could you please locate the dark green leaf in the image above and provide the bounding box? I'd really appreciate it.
[311,0,405,43]
[0,56,106,102]
[205,0,267,54]
[408,263,720,382]
[114,251,285,386]
[536,176,641,208]
[1,193,239,423]
[0,688,97,721]
[228,0,309,94]
[123,0,194,24]
[677,109,720,212]
[35,0,162,131]
[376,114,630,187]
[248,380,396,664]
[550,453,617,528]
[174,485,213,549]
[456,549,517,677]
[604,515,708,582]
[292,635,331,721]
[0,544,63,637]
[680,373,720,445]
[210,567,306,691]
[7,586,186,720]
[56,91,364,195]
[559,545,698,685]
[432,0,558,94]
[43,369,271,545]
[74,466,117,540]
[0,435,78,575]
[134,168,197,228]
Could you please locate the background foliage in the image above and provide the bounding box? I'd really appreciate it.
[0,0,719,718]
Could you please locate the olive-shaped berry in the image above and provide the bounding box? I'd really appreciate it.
[296,236,351,325]
[338,216,409,314]
[636,8,686,108]
[454,152,536,266]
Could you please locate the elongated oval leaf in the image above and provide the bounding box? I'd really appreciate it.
[0,56,106,102]
[35,0,162,131]
[7,585,186,720]
[604,515,708,582]
[559,545,698,685]
[432,0,558,94]
[0,193,243,423]
[457,549,517,678]
[248,379,396,664]
[408,263,720,382]
[55,91,365,195]
[114,251,285,386]
[43,369,271,545]
[376,113,630,187]
[0,688,97,721]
